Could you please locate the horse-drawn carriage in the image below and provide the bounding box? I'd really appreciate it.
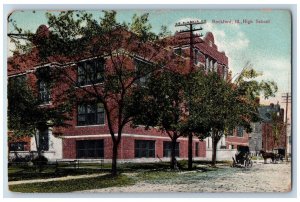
[231,146,253,168]
[260,148,284,163]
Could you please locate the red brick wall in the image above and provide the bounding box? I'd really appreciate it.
[262,123,286,152]
[8,30,230,161]
[62,135,206,159]
[226,128,249,149]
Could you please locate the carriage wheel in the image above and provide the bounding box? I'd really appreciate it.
[231,160,236,167]
[243,160,247,168]
[244,160,251,168]
[248,160,253,168]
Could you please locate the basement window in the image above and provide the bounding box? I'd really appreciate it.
[135,140,155,158]
[9,142,26,151]
[76,140,104,159]
[163,141,180,157]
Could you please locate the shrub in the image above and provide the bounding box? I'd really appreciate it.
[32,155,48,166]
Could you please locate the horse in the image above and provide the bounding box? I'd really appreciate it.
[260,150,276,163]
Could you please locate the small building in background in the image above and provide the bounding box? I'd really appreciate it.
[259,104,286,154]
[248,103,286,156]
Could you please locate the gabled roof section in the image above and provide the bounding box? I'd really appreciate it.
[8,25,178,76]
[168,31,228,66]
[258,104,281,122]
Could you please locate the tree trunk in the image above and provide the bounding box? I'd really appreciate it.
[111,141,119,176]
[211,134,219,167]
[34,131,43,172]
[170,137,177,170]
[188,133,193,170]
[34,132,42,158]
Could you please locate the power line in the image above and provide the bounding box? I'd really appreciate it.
[281,92,291,161]
[175,20,205,72]
[175,20,205,169]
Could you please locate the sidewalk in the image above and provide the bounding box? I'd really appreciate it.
[8,173,107,185]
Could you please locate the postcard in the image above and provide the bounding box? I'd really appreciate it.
[7,9,292,193]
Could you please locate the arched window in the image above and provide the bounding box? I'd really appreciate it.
[210,60,213,71]
[223,66,228,80]
[205,57,209,71]
[214,61,218,72]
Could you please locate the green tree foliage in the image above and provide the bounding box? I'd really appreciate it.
[186,71,237,166]
[126,70,187,169]
[188,65,278,166]
[228,67,277,166]
[8,75,72,158]
[270,111,285,149]
[8,10,173,175]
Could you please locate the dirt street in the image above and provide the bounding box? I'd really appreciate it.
[83,161,291,193]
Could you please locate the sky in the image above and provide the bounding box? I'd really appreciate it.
[8,9,291,112]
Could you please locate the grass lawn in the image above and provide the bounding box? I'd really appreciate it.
[9,170,212,193]
[8,161,170,181]
[9,174,135,193]
[8,160,229,181]
[8,160,230,192]
[8,166,106,181]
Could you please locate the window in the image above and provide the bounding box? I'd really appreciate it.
[134,59,153,86]
[253,123,260,133]
[223,66,228,80]
[9,142,26,151]
[135,140,155,158]
[163,141,179,157]
[195,142,199,157]
[174,47,182,56]
[194,49,200,65]
[231,145,235,149]
[213,61,218,72]
[265,113,271,120]
[77,102,105,126]
[205,57,209,71]
[77,59,104,86]
[207,138,210,148]
[237,126,244,137]
[36,67,51,104]
[39,129,49,151]
[76,140,104,159]
[220,140,227,149]
[227,128,234,136]
[10,75,26,83]
[38,80,51,104]
[210,60,213,71]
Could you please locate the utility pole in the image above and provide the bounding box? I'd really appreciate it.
[282,93,291,161]
[175,20,205,170]
[175,20,205,72]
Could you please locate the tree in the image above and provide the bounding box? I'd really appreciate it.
[8,74,72,161]
[187,71,236,167]
[8,10,176,175]
[187,66,277,167]
[270,111,285,150]
[183,71,214,169]
[126,70,187,170]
